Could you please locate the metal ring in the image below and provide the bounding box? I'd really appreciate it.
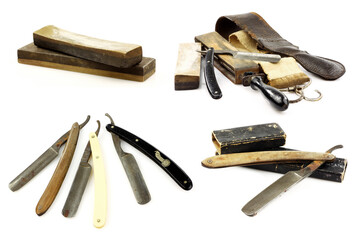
[288,90,304,103]
[303,89,323,102]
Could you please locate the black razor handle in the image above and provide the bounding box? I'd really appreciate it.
[250,76,289,111]
[204,48,222,99]
[106,124,193,191]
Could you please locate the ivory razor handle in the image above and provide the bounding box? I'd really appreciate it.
[201,151,335,168]
[89,133,107,229]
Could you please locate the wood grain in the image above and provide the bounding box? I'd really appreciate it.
[202,151,335,168]
[36,123,80,216]
[18,43,155,82]
[174,43,201,90]
[33,25,142,68]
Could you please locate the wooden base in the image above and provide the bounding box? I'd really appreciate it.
[18,43,155,82]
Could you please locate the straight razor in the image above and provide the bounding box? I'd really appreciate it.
[9,115,90,191]
[62,120,101,217]
[242,145,343,216]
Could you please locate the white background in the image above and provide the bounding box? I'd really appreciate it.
[1,0,359,239]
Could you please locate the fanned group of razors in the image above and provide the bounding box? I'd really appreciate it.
[9,114,193,228]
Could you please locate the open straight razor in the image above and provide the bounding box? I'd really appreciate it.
[242,145,343,216]
[62,120,101,217]
[36,122,80,216]
[106,124,193,191]
[198,47,288,110]
[9,115,90,191]
[105,113,151,205]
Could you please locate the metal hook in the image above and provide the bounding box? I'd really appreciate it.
[280,79,322,103]
[294,79,322,102]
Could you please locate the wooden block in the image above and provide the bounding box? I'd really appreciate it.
[174,43,201,90]
[17,43,155,82]
[212,123,286,155]
[195,32,259,84]
[33,25,142,68]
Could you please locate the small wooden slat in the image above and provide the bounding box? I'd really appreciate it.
[18,43,155,82]
[33,25,142,68]
[174,43,201,90]
[195,32,259,84]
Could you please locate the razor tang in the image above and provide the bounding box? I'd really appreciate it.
[62,121,101,217]
[242,145,343,216]
[9,115,90,191]
[106,124,193,191]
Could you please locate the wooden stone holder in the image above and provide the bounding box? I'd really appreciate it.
[18,43,155,82]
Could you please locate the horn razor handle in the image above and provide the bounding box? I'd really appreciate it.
[204,48,222,99]
[106,124,193,191]
[250,76,289,111]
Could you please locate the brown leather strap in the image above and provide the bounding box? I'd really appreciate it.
[215,12,345,80]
